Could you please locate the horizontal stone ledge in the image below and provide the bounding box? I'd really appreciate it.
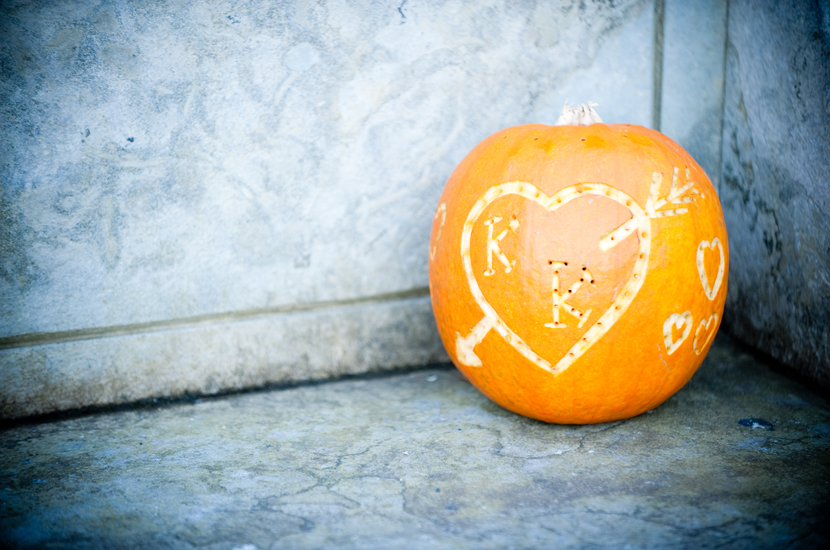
[0,295,449,420]
[0,287,431,350]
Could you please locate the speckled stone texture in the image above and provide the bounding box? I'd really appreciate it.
[660,0,728,191]
[0,0,653,334]
[0,296,446,419]
[2,334,829,549]
[719,0,830,388]
[0,0,656,416]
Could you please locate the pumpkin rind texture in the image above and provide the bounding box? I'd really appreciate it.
[428,123,728,424]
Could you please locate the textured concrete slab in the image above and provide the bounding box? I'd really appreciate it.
[660,0,728,191]
[719,0,830,388]
[0,0,652,339]
[0,295,447,420]
[0,0,656,416]
[2,334,828,549]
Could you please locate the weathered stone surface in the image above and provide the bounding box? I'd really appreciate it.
[0,295,447,420]
[1,335,829,549]
[0,0,656,417]
[720,0,830,387]
[533,2,655,126]
[660,0,728,191]
[0,0,652,339]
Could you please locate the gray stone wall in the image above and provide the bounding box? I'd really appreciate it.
[660,0,728,192]
[2,0,665,418]
[719,0,830,387]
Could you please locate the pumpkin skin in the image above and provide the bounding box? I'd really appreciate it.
[428,123,728,424]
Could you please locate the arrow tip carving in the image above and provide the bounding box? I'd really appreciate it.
[456,332,483,367]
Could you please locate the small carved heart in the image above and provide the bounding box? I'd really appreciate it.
[693,314,718,355]
[697,238,724,301]
[663,311,692,355]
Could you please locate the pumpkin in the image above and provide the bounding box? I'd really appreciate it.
[428,104,728,424]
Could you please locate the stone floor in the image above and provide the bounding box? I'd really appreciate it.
[1,334,829,550]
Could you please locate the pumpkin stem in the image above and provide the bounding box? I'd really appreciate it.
[554,102,603,126]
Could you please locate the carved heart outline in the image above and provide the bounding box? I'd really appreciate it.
[693,313,718,355]
[697,238,724,301]
[459,181,651,376]
[663,311,693,355]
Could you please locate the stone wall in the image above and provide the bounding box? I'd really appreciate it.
[720,0,830,387]
[660,0,728,191]
[3,0,674,418]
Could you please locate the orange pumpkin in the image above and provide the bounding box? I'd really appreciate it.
[428,105,728,424]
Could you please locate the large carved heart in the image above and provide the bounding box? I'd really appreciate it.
[456,181,651,376]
